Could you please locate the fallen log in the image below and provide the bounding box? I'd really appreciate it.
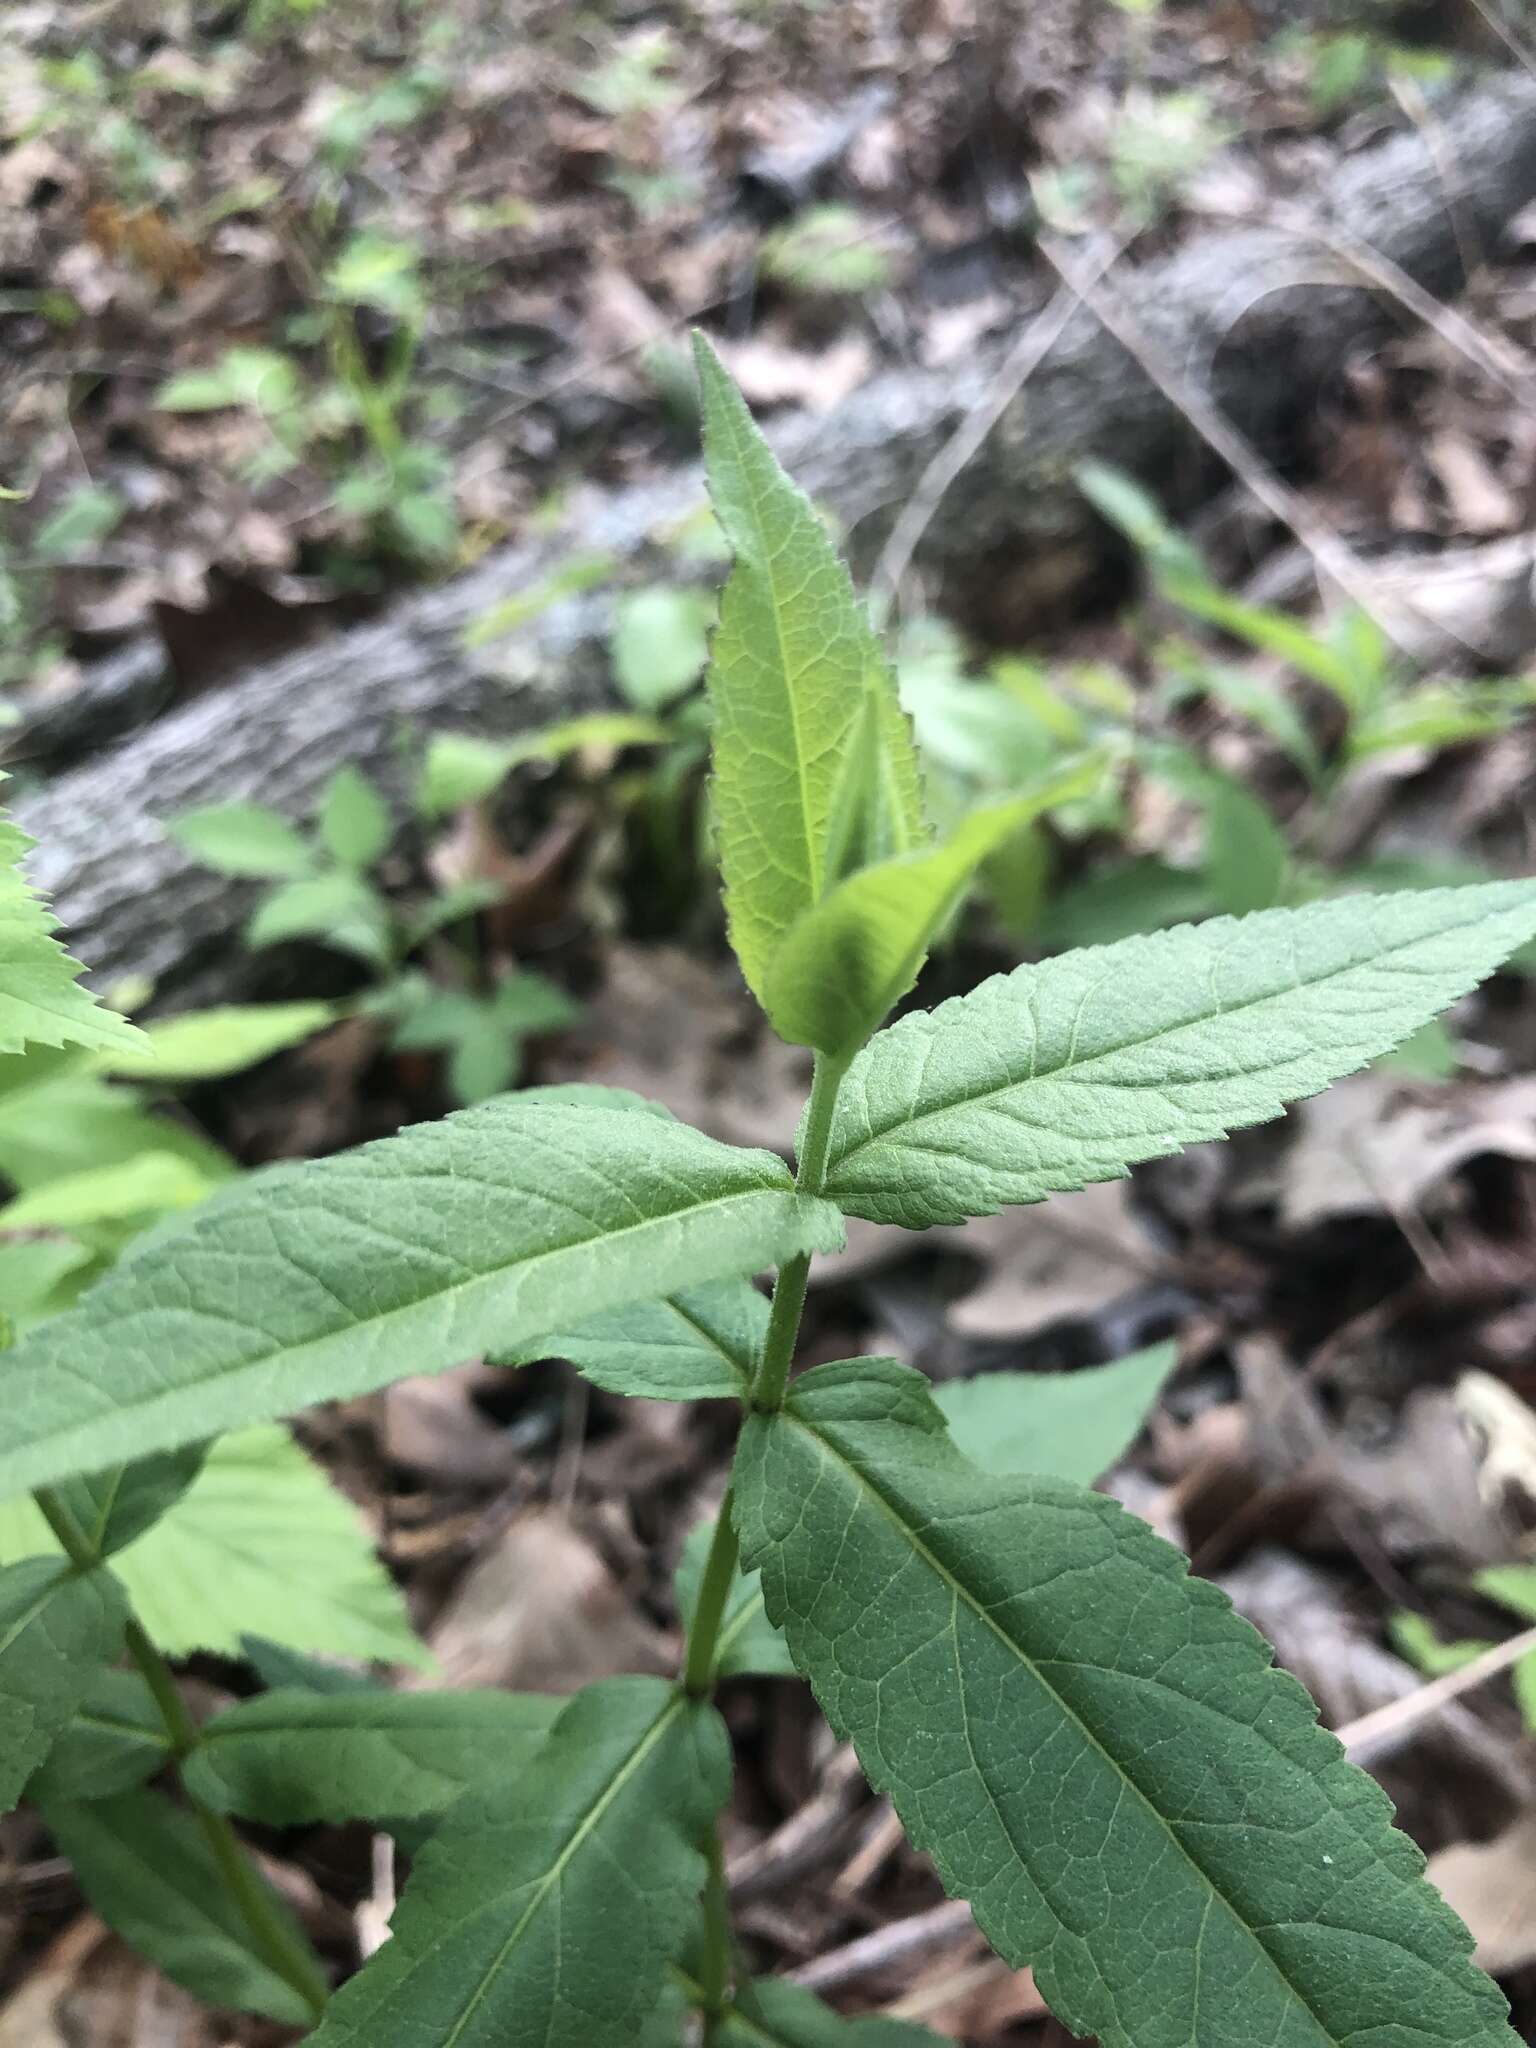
[21,73,1536,1005]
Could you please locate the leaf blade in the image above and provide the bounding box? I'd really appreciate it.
[737,1357,1514,2048]
[0,1556,126,1815]
[932,1342,1177,1484]
[0,1102,843,1495]
[306,1676,730,2048]
[823,882,1536,1226]
[503,1276,768,1400]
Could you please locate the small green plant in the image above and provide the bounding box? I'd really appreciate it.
[170,764,578,1104]
[3,345,1534,2044]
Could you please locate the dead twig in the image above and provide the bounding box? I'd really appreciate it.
[1337,1621,1536,1769]
[726,1745,867,1904]
[870,237,1123,625]
[788,1898,979,1995]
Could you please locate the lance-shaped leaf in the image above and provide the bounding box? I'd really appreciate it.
[0,1556,126,1814]
[37,1787,321,2025]
[763,766,1102,1058]
[184,1686,561,1826]
[0,808,143,1057]
[932,1341,1177,1484]
[307,1676,730,2048]
[49,1444,208,1560]
[822,882,1536,1226]
[28,1666,171,1802]
[503,1277,767,1400]
[737,1357,1514,2048]
[694,334,923,1005]
[675,1516,794,1680]
[0,1100,843,1496]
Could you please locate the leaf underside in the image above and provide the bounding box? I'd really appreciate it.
[821,882,1536,1226]
[503,1275,768,1400]
[0,1101,842,1496]
[736,1358,1515,2048]
[307,1676,730,2048]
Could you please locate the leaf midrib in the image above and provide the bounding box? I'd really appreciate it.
[781,1406,1349,2048]
[829,908,1473,1173]
[5,1182,811,1489]
[438,1691,685,2047]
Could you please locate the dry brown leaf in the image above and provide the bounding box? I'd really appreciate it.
[419,1509,669,1694]
[1426,1815,1536,1975]
[0,1918,219,2048]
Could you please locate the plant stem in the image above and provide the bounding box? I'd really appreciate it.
[30,1486,330,2022]
[697,1825,733,2046]
[682,1487,741,1698]
[750,1051,846,1416]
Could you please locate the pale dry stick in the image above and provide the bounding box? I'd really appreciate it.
[1256,207,1536,406]
[868,234,1125,628]
[788,1898,979,1996]
[1337,1619,1536,1769]
[883,1954,1049,2027]
[1036,235,1484,667]
[832,1799,905,1899]
[1466,0,1536,81]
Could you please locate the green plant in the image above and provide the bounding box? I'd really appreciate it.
[3,342,1535,2043]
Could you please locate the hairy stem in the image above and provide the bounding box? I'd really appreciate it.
[751,1051,846,1416]
[697,1826,733,2045]
[31,1486,330,2022]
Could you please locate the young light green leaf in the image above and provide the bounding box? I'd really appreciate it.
[0,1100,843,1496]
[0,1237,92,1324]
[37,1787,322,2025]
[49,1443,207,1558]
[0,1149,218,1230]
[737,1356,1516,2048]
[27,1665,170,1802]
[763,767,1100,1057]
[706,1974,946,2047]
[184,1686,561,1825]
[0,1061,234,1196]
[932,1341,1177,1484]
[166,800,314,879]
[246,872,393,964]
[823,882,1536,1227]
[613,585,711,710]
[0,1426,424,1665]
[0,1556,126,1815]
[675,1515,794,1679]
[505,1277,768,1400]
[694,333,923,1004]
[306,1676,730,2048]
[100,1003,337,1083]
[1035,856,1213,950]
[319,764,392,872]
[415,717,669,819]
[0,812,144,1057]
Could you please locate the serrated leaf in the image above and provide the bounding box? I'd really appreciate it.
[822,882,1536,1227]
[708,1975,946,2046]
[50,1443,207,1558]
[763,768,1100,1057]
[694,333,923,1005]
[37,1787,321,2025]
[185,1685,560,1825]
[319,764,392,872]
[166,800,314,879]
[306,1676,730,2048]
[675,1515,794,1679]
[0,1556,126,1815]
[0,1100,843,1496]
[101,1002,336,1082]
[0,1426,423,1664]
[508,1277,767,1400]
[737,1356,1515,2048]
[0,811,143,1057]
[932,1341,1177,1483]
[28,1666,170,1801]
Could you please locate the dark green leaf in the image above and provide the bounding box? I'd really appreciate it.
[37,1787,321,2025]
[712,1974,946,2046]
[306,1676,730,2048]
[737,1356,1514,2048]
[185,1686,561,1825]
[675,1516,794,1679]
[507,1278,768,1400]
[52,1443,207,1557]
[0,1556,126,1815]
[29,1666,170,1801]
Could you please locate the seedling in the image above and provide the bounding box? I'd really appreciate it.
[2,346,1533,2045]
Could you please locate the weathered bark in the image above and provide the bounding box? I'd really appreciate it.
[20,74,1536,1005]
